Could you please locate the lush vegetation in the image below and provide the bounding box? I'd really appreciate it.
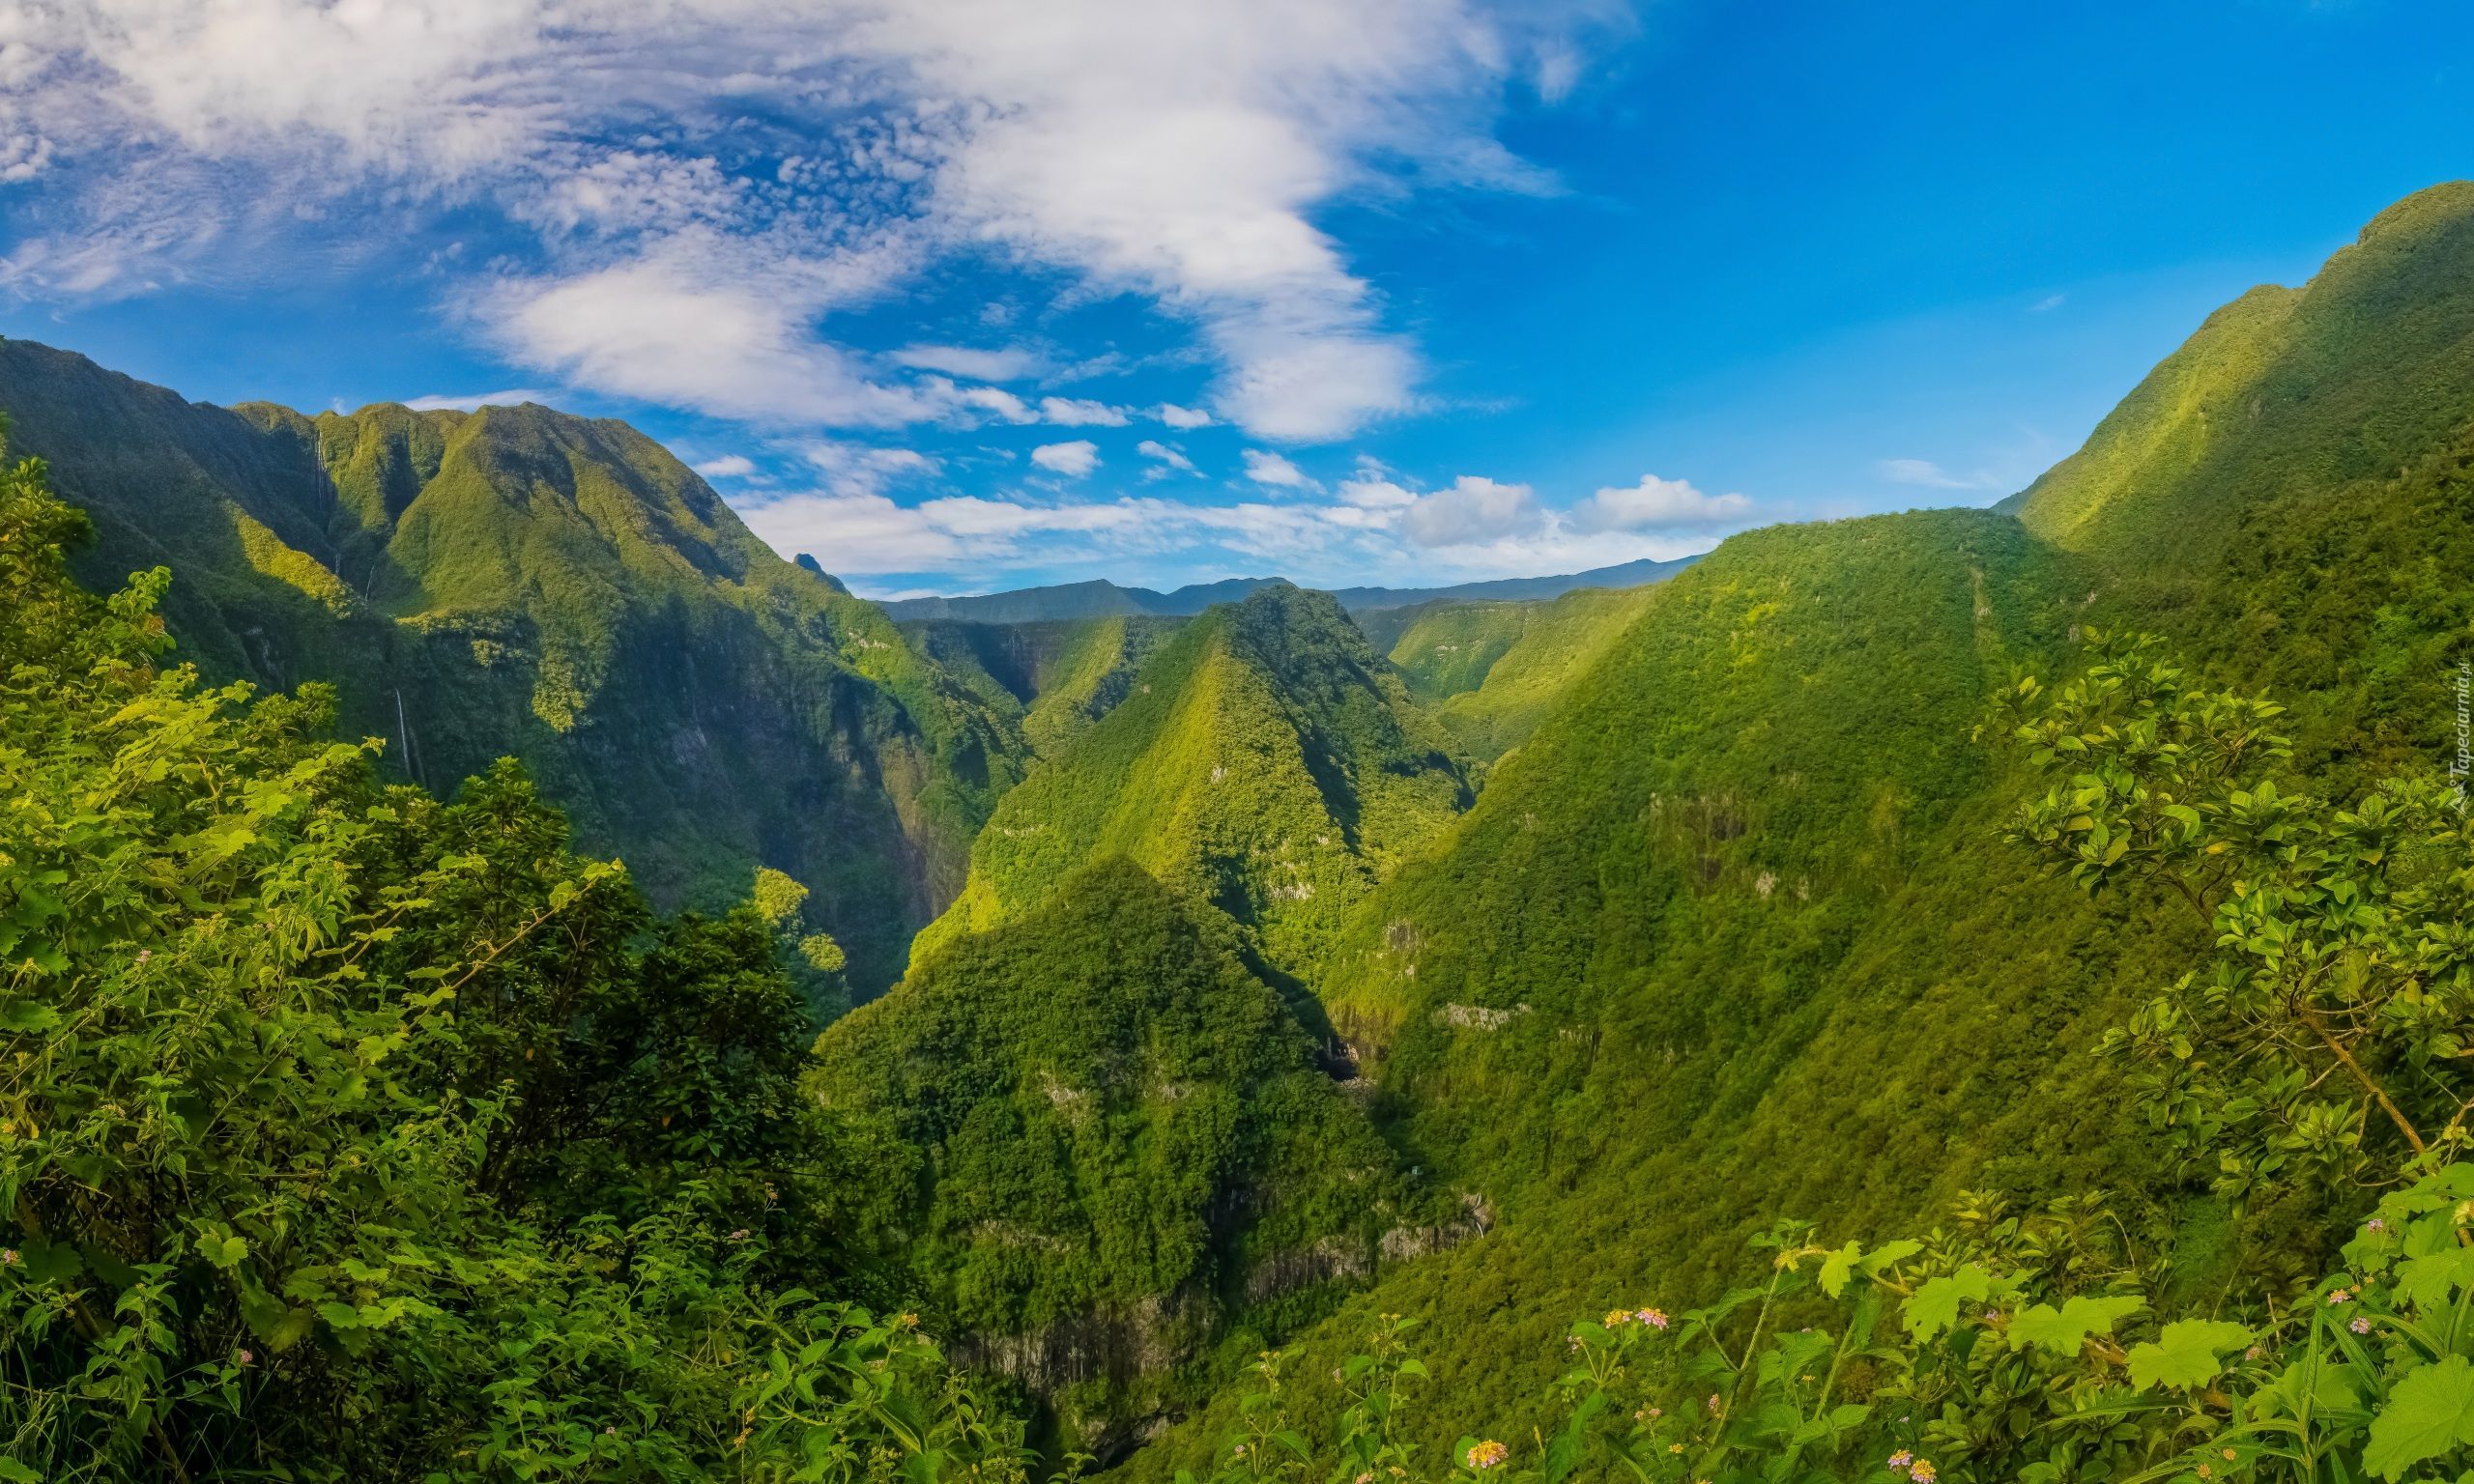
[0,340,1033,991]
[912,585,1469,985]
[11,179,2474,1484]
[2007,181,2474,577]
[817,863,1439,1452]
[0,431,1036,1478]
[1380,586,1666,765]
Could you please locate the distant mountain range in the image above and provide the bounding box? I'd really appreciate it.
[867,555,1702,624]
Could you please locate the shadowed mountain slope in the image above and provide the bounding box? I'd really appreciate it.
[0,339,1028,991]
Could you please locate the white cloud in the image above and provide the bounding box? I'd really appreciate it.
[1030,439,1100,476]
[2029,293,2066,313]
[1137,439,1197,473]
[693,453,759,478]
[1156,403,1214,429]
[1569,473,1751,530]
[1876,458,2005,493]
[1037,396,1130,426]
[1400,474,1538,546]
[488,240,932,426]
[398,387,553,412]
[892,344,1046,381]
[0,0,1610,438]
[1242,447,1312,489]
[801,440,939,498]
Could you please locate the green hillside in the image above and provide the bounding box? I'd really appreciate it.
[911,584,1471,985]
[1383,585,1665,761]
[815,863,1441,1451]
[0,340,1028,990]
[900,614,1189,756]
[2005,179,2474,574]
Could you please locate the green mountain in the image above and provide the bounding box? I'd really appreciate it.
[0,339,1027,991]
[899,614,1189,756]
[1378,584,1665,762]
[911,584,1471,986]
[814,862,1444,1452]
[876,555,1697,625]
[2004,179,2474,576]
[1113,183,2474,1478]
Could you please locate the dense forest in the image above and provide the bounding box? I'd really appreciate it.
[7,180,2474,1483]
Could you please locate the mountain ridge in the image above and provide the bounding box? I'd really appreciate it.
[872,555,1701,625]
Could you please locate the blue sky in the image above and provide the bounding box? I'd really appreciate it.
[2,1,2469,598]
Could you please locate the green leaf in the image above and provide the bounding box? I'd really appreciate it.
[2367,1355,2474,1480]
[0,1001,59,1032]
[316,1301,361,1333]
[2125,1318,2252,1391]
[1818,1241,1861,1298]
[200,1233,248,1270]
[2007,1294,2145,1356]
[1904,1263,1993,1341]
[0,1457,43,1483]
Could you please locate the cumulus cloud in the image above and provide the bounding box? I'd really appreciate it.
[1,0,1611,439]
[1399,475,1539,546]
[1137,439,1197,474]
[1156,403,1214,429]
[1568,473,1750,531]
[1030,440,1100,476]
[693,453,759,478]
[1242,448,1313,489]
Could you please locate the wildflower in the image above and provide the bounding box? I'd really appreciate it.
[1638,1308,1669,1328]
[2244,1346,2264,1361]
[729,1228,751,1241]
[2327,1288,2353,1305]
[1232,1444,1248,1459]
[603,1425,617,1437]
[1606,1308,1632,1327]
[1465,1441,1509,1470]
[135,950,152,963]
[1887,1451,1913,1471]
[1707,1394,1721,1413]
[898,1312,919,1328]
[0,1249,15,1266]
[235,1349,252,1366]
[2197,1468,2212,1481]
[1357,1473,1373,1483]
[2222,1449,2237,1462]
[2350,1316,2373,1334]
[1910,1461,1937,1484]
[2365,1217,2387,1234]
[1667,1444,1684,1456]
[1645,1407,1662,1419]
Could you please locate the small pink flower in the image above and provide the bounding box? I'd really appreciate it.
[1887,1451,1913,1472]
[1909,1461,1937,1484]
[1465,1441,1509,1470]
[2350,1317,2373,1335]
[2365,1218,2387,1234]
[1638,1307,1669,1328]
[0,1249,16,1266]
[2327,1288,2353,1305]
[1707,1393,1721,1413]
[234,1349,251,1366]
